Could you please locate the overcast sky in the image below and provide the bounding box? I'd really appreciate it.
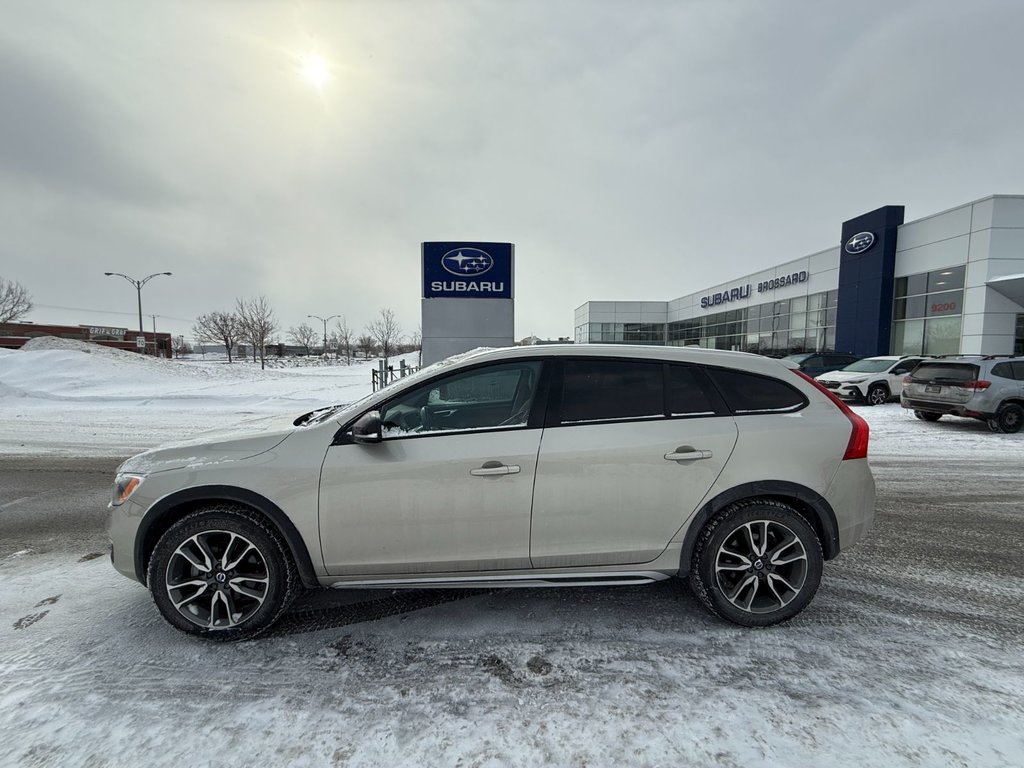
[2,0,1022,342]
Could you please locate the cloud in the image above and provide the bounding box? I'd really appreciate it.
[0,38,176,204]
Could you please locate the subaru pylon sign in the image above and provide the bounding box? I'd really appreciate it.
[421,241,515,366]
[422,242,513,299]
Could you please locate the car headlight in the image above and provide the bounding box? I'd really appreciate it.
[845,378,867,384]
[112,474,145,506]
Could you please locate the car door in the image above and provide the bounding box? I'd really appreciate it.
[889,358,921,396]
[318,360,545,576]
[529,359,738,568]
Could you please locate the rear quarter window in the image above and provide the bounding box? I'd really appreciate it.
[990,362,1014,379]
[705,368,806,414]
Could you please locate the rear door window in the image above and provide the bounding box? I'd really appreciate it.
[667,365,725,417]
[705,368,806,414]
[560,360,663,424]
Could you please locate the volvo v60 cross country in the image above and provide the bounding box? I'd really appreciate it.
[108,345,876,640]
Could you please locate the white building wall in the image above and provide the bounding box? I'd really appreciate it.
[576,195,1024,354]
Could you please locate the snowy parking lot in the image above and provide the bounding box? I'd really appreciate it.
[1,342,1022,767]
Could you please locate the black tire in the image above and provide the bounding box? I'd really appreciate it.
[988,403,1024,434]
[865,384,889,406]
[914,410,942,422]
[147,504,299,641]
[689,499,823,627]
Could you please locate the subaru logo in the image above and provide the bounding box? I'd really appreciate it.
[845,231,875,254]
[441,248,494,277]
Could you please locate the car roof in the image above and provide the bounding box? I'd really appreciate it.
[436,343,801,375]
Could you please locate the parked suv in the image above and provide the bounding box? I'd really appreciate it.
[901,356,1024,433]
[816,356,926,406]
[108,345,875,640]
[782,352,861,378]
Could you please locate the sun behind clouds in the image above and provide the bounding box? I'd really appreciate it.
[296,51,331,92]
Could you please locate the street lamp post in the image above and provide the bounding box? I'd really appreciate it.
[308,314,340,356]
[104,271,172,354]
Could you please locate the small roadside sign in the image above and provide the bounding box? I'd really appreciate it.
[136,336,146,348]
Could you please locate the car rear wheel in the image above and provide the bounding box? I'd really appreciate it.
[865,384,889,406]
[914,410,942,422]
[147,505,299,641]
[987,403,1023,434]
[689,499,823,627]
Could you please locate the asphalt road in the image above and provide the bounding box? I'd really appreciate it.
[1,453,1022,638]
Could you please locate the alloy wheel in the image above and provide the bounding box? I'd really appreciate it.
[714,520,808,614]
[165,530,270,629]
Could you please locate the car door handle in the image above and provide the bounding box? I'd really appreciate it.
[664,447,713,462]
[470,461,521,477]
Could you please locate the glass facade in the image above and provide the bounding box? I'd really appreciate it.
[1015,313,1024,356]
[576,291,839,355]
[667,290,838,355]
[891,265,964,355]
[575,322,665,345]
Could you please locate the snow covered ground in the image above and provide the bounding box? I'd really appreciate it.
[0,338,410,457]
[1,341,1022,766]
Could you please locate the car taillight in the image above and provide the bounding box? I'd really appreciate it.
[959,380,991,390]
[794,370,870,460]
[903,375,912,385]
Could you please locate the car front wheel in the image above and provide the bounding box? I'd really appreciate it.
[988,403,1024,434]
[865,384,889,406]
[689,499,823,627]
[147,505,299,641]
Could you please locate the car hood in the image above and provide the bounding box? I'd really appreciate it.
[816,370,876,382]
[117,412,299,475]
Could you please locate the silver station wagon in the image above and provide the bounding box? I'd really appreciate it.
[108,345,876,640]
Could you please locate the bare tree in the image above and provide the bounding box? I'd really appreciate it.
[366,308,402,369]
[287,322,317,356]
[409,326,422,367]
[235,296,278,370]
[334,317,355,364]
[356,334,377,359]
[0,277,33,325]
[192,311,241,363]
[172,335,193,358]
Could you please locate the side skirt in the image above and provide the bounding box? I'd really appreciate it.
[325,571,672,590]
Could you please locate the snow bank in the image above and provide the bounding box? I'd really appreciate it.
[0,341,421,456]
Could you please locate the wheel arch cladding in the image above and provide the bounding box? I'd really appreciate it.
[134,485,320,589]
[680,481,840,567]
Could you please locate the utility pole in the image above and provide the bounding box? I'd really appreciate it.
[104,271,172,354]
[307,313,340,356]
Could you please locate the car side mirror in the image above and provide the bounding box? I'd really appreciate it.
[351,411,382,444]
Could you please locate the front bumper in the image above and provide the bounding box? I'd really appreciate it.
[819,381,865,401]
[108,498,147,584]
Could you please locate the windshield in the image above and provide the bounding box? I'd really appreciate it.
[841,359,895,373]
[782,354,811,363]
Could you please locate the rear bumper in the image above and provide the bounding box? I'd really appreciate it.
[901,397,984,417]
[824,458,875,553]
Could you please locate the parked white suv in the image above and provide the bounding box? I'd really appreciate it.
[108,345,876,640]
[816,355,926,405]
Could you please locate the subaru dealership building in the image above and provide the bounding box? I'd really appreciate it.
[575,194,1024,358]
